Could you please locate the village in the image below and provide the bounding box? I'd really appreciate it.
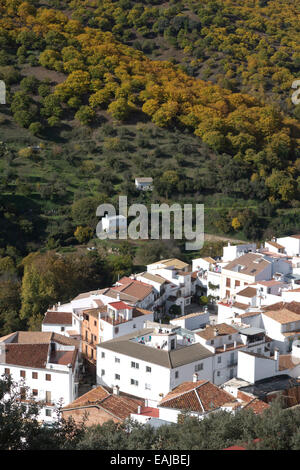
[1,233,300,429]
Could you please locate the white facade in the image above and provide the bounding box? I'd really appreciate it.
[222,243,257,263]
[101,214,127,233]
[237,350,278,383]
[170,310,209,330]
[277,236,300,257]
[0,339,79,424]
[135,178,153,191]
[97,346,213,402]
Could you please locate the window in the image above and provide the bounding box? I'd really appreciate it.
[235,280,240,287]
[61,327,65,332]
[217,356,222,364]
[130,379,138,386]
[20,387,26,400]
[20,370,26,378]
[175,371,179,379]
[32,372,38,379]
[195,363,203,372]
[101,352,105,358]
[32,389,38,397]
[115,374,120,380]
[45,409,52,417]
[257,348,262,354]
[46,391,51,403]
[115,327,119,334]
[101,369,105,376]
[4,368,10,376]
[115,357,120,363]
[145,383,151,390]
[211,340,214,345]
[131,361,139,369]
[133,324,136,329]
[217,371,221,377]
[94,320,97,327]
[46,374,51,381]
[146,366,152,373]
[226,278,230,288]
[228,335,232,340]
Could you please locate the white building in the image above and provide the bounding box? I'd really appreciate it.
[277,235,300,257]
[96,322,214,402]
[222,243,257,263]
[237,350,279,383]
[146,259,192,314]
[101,214,127,234]
[194,323,271,385]
[42,311,74,335]
[156,378,237,423]
[0,331,80,423]
[97,301,154,343]
[170,310,209,331]
[220,252,272,300]
[135,177,153,191]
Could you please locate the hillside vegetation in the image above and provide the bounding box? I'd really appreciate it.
[0,0,299,331]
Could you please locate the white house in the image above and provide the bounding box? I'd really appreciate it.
[156,378,237,423]
[146,259,192,314]
[170,310,209,331]
[261,304,300,353]
[194,323,272,385]
[0,331,80,423]
[96,322,214,403]
[222,243,257,263]
[42,311,74,335]
[98,301,154,343]
[135,177,153,191]
[101,214,127,234]
[277,235,300,256]
[220,252,272,300]
[237,350,279,384]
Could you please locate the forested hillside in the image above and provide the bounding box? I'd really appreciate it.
[0,0,299,331]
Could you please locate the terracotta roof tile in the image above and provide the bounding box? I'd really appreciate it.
[159,381,236,413]
[3,343,49,368]
[262,308,300,324]
[196,323,238,340]
[236,287,257,298]
[43,311,72,325]
[63,386,143,420]
[224,253,270,276]
[242,398,270,414]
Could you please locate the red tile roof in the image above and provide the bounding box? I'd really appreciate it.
[112,279,154,301]
[3,343,49,368]
[43,311,72,325]
[159,381,236,413]
[109,301,133,310]
[63,386,144,421]
[196,323,238,340]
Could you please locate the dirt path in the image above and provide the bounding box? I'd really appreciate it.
[204,234,246,243]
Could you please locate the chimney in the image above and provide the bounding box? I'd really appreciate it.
[117,292,120,301]
[137,405,141,414]
[214,327,219,337]
[274,348,279,371]
[113,385,120,396]
[193,373,198,383]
